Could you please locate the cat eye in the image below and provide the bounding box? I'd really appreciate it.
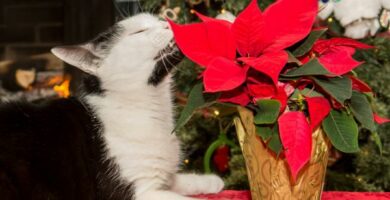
[130,29,147,35]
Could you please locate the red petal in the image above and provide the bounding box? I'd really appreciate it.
[195,11,215,22]
[203,57,248,92]
[168,20,236,67]
[318,48,363,75]
[219,87,251,106]
[316,43,356,57]
[195,11,232,26]
[374,114,390,124]
[247,81,276,99]
[262,0,318,52]
[275,84,289,112]
[246,73,288,111]
[247,82,288,112]
[295,78,314,90]
[349,76,372,93]
[331,98,344,110]
[313,40,331,54]
[306,97,331,131]
[336,46,356,55]
[330,38,374,49]
[239,51,288,85]
[299,55,311,65]
[314,38,373,54]
[278,112,312,182]
[232,0,266,57]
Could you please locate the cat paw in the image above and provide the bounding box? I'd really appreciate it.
[171,174,224,196]
[201,175,224,194]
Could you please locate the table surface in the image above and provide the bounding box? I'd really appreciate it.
[195,190,390,200]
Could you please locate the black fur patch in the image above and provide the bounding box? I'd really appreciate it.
[148,48,184,86]
[83,74,106,95]
[0,98,134,199]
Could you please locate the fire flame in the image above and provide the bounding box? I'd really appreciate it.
[53,75,71,98]
[47,76,64,86]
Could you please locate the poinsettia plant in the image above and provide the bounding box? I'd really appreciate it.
[170,0,390,181]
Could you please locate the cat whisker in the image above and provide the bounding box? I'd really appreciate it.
[159,51,171,74]
[162,53,179,71]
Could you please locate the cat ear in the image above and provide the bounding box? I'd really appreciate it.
[51,44,99,75]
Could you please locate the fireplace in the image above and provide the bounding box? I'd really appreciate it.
[0,0,116,100]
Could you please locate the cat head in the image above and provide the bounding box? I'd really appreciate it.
[51,13,183,92]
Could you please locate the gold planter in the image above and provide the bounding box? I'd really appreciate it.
[234,107,330,200]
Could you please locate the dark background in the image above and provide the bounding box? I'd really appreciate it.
[0,0,115,60]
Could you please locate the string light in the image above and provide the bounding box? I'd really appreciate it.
[213,109,220,117]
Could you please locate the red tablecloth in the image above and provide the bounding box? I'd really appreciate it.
[195,191,390,200]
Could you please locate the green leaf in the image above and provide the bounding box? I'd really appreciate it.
[300,88,324,97]
[313,77,352,104]
[210,103,238,117]
[291,88,324,99]
[287,51,302,65]
[350,92,376,132]
[284,59,331,77]
[322,110,360,153]
[256,126,272,142]
[268,125,283,156]
[174,83,206,132]
[279,76,300,81]
[292,29,328,57]
[371,132,383,155]
[254,100,281,125]
[203,140,224,174]
[290,89,300,99]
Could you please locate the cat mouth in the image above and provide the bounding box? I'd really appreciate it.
[154,41,183,63]
[148,41,184,86]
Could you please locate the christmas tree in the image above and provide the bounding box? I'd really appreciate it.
[140,0,390,191]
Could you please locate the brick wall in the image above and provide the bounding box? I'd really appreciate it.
[0,0,64,60]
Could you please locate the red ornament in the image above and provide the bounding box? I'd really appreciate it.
[213,145,230,173]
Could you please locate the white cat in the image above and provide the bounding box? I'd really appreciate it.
[52,13,224,200]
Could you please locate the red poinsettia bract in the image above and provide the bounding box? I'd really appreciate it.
[278,112,312,182]
[169,0,318,108]
[301,38,374,75]
[374,114,390,124]
[350,75,373,93]
[306,97,332,131]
